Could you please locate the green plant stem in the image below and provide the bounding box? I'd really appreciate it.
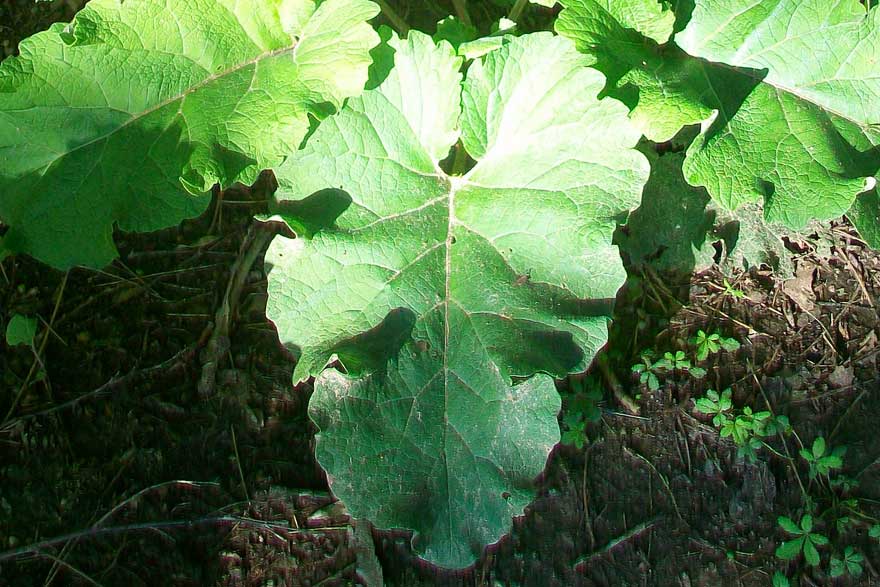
[375,0,410,35]
[508,0,529,22]
[451,0,473,27]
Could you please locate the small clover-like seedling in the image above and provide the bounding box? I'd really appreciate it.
[755,414,791,437]
[720,411,755,446]
[561,413,587,450]
[830,546,863,578]
[870,524,880,540]
[690,329,741,361]
[659,350,691,370]
[631,352,662,391]
[835,515,853,534]
[570,376,604,423]
[775,515,828,566]
[800,437,844,479]
[694,388,733,426]
[660,350,706,379]
[736,435,764,462]
[696,391,789,462]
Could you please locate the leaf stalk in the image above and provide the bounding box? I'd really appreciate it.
[375,0,410,35]
[508,0,529,23]
[451,0,473,28]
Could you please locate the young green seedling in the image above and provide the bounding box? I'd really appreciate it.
[631,351,662,391]
[690,329,741,361]
[656,350,690,370]
[722,279,746,300]
[694,388,733,426]
[829,474,859,492]
[658,350,707,379]
[695,389,790,461]
[561,413,587,450]
[775,515,828,566]
[830,546,863,578]
[800,437,844,479]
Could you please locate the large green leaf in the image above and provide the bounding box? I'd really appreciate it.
[265,31,648,568]
[679,0,880,229]
[0,0,379,269]
[557,0,880,232]
[555,0,726,142]
[593,0,675,43]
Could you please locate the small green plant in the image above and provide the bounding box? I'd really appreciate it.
[656,350,690,370]
[870,524,880,539]
[775,515,828,566]
[5,314,37,348]
[722,278,746,299]
[656,350,708,379]
[689,329,740,361]
[829,546,863,578]
[800,437,844,479]
[561,412,587,449]
[561,376,603,450]
[694,388,733,426]
[835,515,853,534]
[631,351,663,391]
[632,348,707,390]
[694,389,790,462]
[772,572,789,587]
[829,474,859,492]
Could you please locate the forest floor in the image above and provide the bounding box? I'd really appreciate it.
[2,1,880,586]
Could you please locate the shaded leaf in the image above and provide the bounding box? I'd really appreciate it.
[5,314,37,347]
[0,0,380,268]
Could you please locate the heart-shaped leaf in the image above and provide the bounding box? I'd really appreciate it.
[265,31,648,567]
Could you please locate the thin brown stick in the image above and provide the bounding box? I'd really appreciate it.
[198,221,276,396]
[0,516,344,565]
[451,0,473,27]
[597,353,640,415]
[574,517,658,568]
[375,0,410,34]
[2,345,197,431]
